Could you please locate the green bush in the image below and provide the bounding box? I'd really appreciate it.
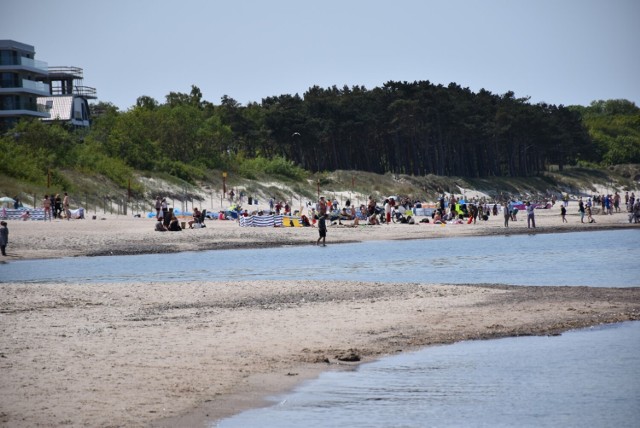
[156,159,206,183]
[237,155,306,181]
[71,144,135,187]
[0,138,47,182]
[264,156,306,180]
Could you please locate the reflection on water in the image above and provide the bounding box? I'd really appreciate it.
[216,322,640,428]
[1,229,638,287]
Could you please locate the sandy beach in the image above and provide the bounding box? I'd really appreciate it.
[1,206,639,427]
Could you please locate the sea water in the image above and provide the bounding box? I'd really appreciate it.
[216,322,640,428]
[2,229,638,427]
[1,229,639,286]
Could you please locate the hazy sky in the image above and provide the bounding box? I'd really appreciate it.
[4,0,639,111]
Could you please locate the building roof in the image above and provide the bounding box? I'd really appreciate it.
[0,40,35,52]
[39,96,73,120]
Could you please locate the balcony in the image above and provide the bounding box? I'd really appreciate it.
[0,57,49,75]
[49,85,97,99]
[21,57,49,72]
[48,66,83,79]
[0,78,50,96]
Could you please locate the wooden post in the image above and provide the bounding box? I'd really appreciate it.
[222,172,227,198]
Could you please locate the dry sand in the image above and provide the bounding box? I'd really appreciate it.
[0,206,639,427]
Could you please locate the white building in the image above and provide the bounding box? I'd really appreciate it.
[0,39,97,131]
[0,39,50,131]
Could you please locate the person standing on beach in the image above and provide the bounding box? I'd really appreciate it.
[42,195,52,221]
[161,197,168,221]
[560,204,567,223]
[503,202,510,227]
[63,192,71,220]
[318,196,327,217]
[384,198,391,224]
[526,201,536,228]
[54,194,62,218]
[316,214,327,246]
[0,221,8,256]
[155,196,162,218]
[49,194,55,219]
[578,199,585,223]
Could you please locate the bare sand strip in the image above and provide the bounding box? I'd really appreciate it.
[0,280,638,427]
[0,208,639,426]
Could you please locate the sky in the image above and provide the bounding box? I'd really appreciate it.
[3,0,639,111]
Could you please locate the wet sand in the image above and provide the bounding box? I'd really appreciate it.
[0,207,638,427]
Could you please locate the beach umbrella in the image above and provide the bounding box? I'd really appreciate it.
[0,196,15,207]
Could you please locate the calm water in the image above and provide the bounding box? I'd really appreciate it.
[1,229,639,286]
[2,229,638,427]
[216,322,640,428]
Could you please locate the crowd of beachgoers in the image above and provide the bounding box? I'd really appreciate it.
[150,190,640,231]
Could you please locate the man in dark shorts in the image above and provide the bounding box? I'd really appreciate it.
[316,214,327,246]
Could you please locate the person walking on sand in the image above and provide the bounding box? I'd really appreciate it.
[0,221,8,256]
[578,198,585,223]
[560,204,568,223]
[316,214,327,246]
[586,205,596,223]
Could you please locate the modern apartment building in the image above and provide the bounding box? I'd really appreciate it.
[0,39,51,131]
[0,39,97,132]
[39,66,96,127]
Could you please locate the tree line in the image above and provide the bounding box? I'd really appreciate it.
[1,81,638,190]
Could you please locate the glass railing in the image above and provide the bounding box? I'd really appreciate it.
[0,79,50,93]
[0,56,49,72]
[20,57,49,72]
[22,79,50,93]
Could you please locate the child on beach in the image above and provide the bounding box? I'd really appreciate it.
[316,214,327,246]
[560,205,567,223]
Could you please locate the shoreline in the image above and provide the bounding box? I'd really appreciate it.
[1,206,638,261]
[1,207,639,427]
